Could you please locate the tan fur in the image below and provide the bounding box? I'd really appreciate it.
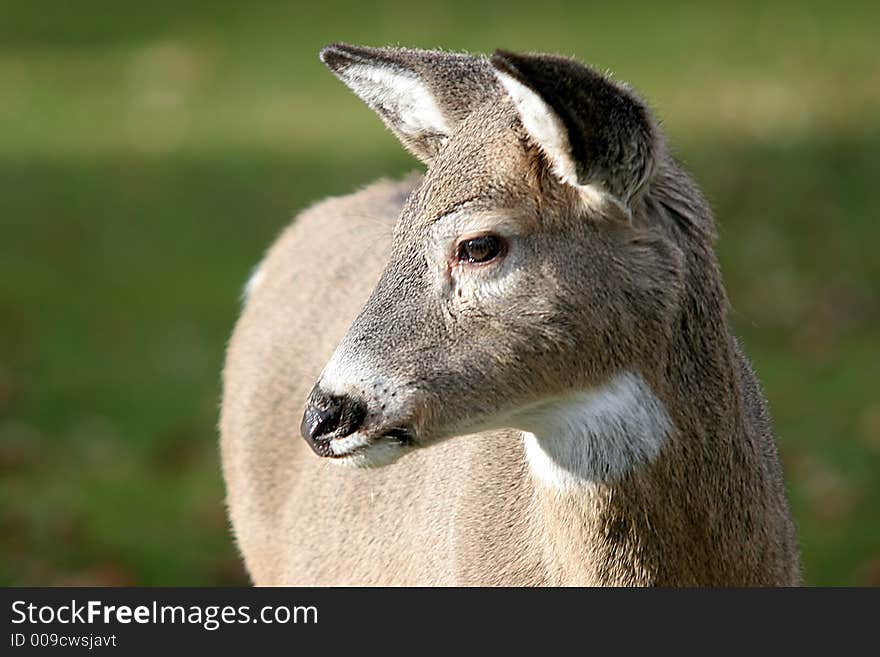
[220,46,800,586]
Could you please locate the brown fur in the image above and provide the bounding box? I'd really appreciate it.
[220,45,800,585]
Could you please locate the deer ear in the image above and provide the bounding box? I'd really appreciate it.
[491,50,658,211]
[320,43,498,165]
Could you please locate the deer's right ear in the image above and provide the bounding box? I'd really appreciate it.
[320,43,498,165]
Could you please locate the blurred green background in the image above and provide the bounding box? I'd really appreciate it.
[1,0,878,585]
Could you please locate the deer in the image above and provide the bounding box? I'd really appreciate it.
[220,44,801,586]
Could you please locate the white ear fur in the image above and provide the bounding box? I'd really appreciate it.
[495,69,620,214]
[495,70,578,185]
[330,61,451,141]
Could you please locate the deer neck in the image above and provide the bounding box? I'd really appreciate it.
[517,351,744,585]
[516,369,670,584]
[519,370,671,488]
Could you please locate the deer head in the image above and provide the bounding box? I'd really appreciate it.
[300,44,685,469]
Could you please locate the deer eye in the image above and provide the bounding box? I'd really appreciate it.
[455,234,506,265]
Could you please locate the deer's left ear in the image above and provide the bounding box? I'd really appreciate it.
[491,50,659,212]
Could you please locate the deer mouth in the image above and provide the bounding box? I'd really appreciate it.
[326,426,416,466]
[383,426,416,446]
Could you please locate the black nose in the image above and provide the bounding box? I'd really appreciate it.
[300,387,367,457]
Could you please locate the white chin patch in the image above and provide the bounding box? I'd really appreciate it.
[517,370,671,489]
[329,431,372,456]
[329,436,409,469]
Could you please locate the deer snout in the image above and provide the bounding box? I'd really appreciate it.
[300,386,367,457]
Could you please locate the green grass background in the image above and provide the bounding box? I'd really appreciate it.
[1,0,878,585]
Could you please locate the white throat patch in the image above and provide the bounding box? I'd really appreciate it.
[518,371,671,489]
